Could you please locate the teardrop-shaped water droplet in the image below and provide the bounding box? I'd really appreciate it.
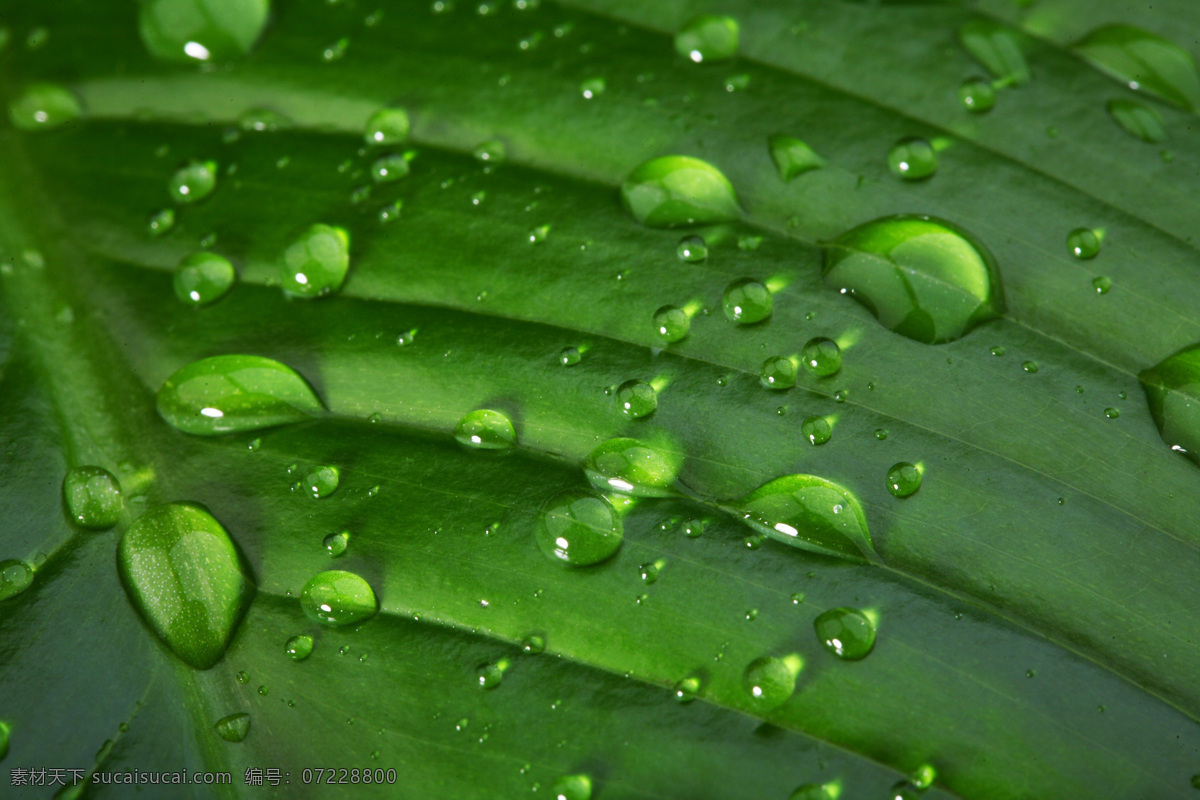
[887,137,937,181]
[63,466,123,530]
[285,634,314,661]
[621,156,740,228]
[364,107,410,145]
[370,153,411,183]
[454,409,517,450]
[1138,344,1200,464]
[742,654,802,711]
[174,252,235,306]
[1073,24,1200,112]
[760,356,797,390]
[814,606,876,660]
[733,475,874,562]
[584,438,678,497]
[769,134,825,181]
[653,305,690,342]
[9,83,83,130]
[476,659,508,689]
[1066,227,1101,259]
[886,462,922,498]
[168,160,217,204]
[139,0,270,62]
[676,235,708,262]
[157,354,323,435]
[1106,99,1167,143]
[674,15,738,63]
[117,503,255,669]
[215,712,251,742]
[959,20,1030,86]
[300,570,378,627]
[722,278,772,324]
[801,337,841,377]
[801,416,832,446]
[323,530,349,557]
[0,560,34,601]
[535,489,623,566]
[552,773,593,800]
[615,379,658,418]
[958,78,996,113]
[823,215,1004,344]
[280,223,350,298]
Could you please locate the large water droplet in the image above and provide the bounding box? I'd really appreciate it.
[620,156,740,228]
[117,503,255,669]
[653,305,690,342]
[169,160,217,204]
[280,223,350,298]
[959,20,1030,86]
[9,83,83,130]
[958,78,996,113]
[174,252,235,306]
[615,379,658,418]
[1066,227,1101,259]
[304,465,339,498]
[535,489,623,566]
[300,570,378,627]
[285,634,314,661]
[722,278,772,324]
[157,354,323,435]
[769,134,825,181]
[886,462,922,498]
[454,409,517,450]
[0,560,34,601]
[823,215,1004,344]
[1073,24,1200,112]
[1106,99,1167,143]
[583,438,678,497]
[733,475,875,562]
[552,773,593,800]
[1138,344,1200,465]
[674,15,738,63]
[887,137,937,181]
[814,607,876,660]
[742,654,802,711]
[801,416,832,446]
[215,712,251,742]
[760,356,797,390]
[801,337,842,377]
[63,466,123,530]
[364,107,410,145]
[139,0,270,62]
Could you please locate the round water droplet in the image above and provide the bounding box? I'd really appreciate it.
[322,531,350,558]
[535,490,623,566]
[801,416,832,446]
[674,14,738,63]
[522,634,546,654]
[300,570,378,627]
[887,137,937,181]
[174,252,235,306]
[1072,24,1200,112]
[285,634,314,661]
[148,208,176,237]
[0,560,34,601]
[769,134,825,181]
[157,354,324,435]
[1092,276,1112,294]
[62,466,123,529]
[1022,360,1039,374]
[552,773,592,800]
[370,154,411,183]
[653,305,690,342]
[117,503,255,668]
[639,560,663,584]
[801,337,841,377]
[474,139,507,163]
[616,379,658,418]
[959,78,996,113]
[735,475,874,562]
[722,278,772,324]
[304,465,339,498]
[760,356,797,390]
[280,223,350,298]
[886,462,922,498]
[1104,407,1120,419]
[824,215,1004,344]
[621,156,740,228]
[742,654,801,711]
[168,160,217,204]
[455,409,517,450]
[910,764,937,790]
[364,107,410,145]
[814,606,876,660]
[673,674,702,703]
[214,712,251,743]
[676,235,707,263]
[584,438,678,497]
[139,0,270,62]
[477,660,506,689]
[681,518,705,538]
[990,345,1006,356]
[9,83,83,130]
[1066,228,1101,260]
[559,346,581,366]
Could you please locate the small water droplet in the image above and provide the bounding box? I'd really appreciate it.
[743,533,765,549]
[63,466,123,529]
[621,156,739,227]
[148,208,176,236]
[742,654,802,711]
[257,685,269,696]
[1067,228,1101,260]
[174,251,235,307]
[886,462,922,497]
[889,781,922,800]
[801,416,832,446]
[814,607,876,659]
[285,634,314,661]
[280,223,350,298]
[364,107,410,145]
[959,78,996,113]
[722,278,772,324]
[639,558,666,584]
[1022,360,1039,373]
[378,200,403,224]
[673,674,702,703]
[801,337,841,377]
[535,490,623,566]
[615,379,658,418]
[474,139,507,163]
[169,160,218,204]
[674,15,738,62]
[552,773,592,800]
[455,409,517,450]
[760,356,797,390]
[676,235,708,263]
[300,570,378,627]
[476,659,508,689]
[214,712,251,743]
[8,83,83,130]
[652,305,690,342]
[0,560,34,601]
[991,345,1006,356]
[522,634,546,654]
[769,134,825,180]
[681,518,705,538]
[236,670,250,684]
[580,77,606,99]
[887,137,937,181]
[1104,407,1120,419]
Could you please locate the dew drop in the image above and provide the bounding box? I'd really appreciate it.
[674,15,738,63]
[280,223,350,298]
[814,607,876,659]
[734,475,874,561]
[8,83,83,131]
[174,252,235,307]
[304,465,340,498]
[760,356,797,390]
[63,466,123,530]
[615,379,658,419]
[214,712,251,743]
[639,559,665,584]
[455,409,517,450]
[1092,276,1112,294]
[535,489,623,566]
[0,560,34,601]
[959,78,996,113]
[300,570,378,627]
[522,634,546,654]
[673,674,702,703]
[801,337,841,377]
[370,153,411,183]
[652,305,690,343]
[887,137,937,181]
[991,345,1006,356]
[886,462,922,498]
[1073,24,1200,112]
[621,156,740,227]
[477,659,508,689]
[1067,228,1101,260]
[677,235,708,263]
[285,634,314,661]
[473,139,507,163]
[559,346,581,366]
[742,654,802,711]
[364,107,410,145]
[1022,360,1039,374]
[768,134,825,181]
[584,438,677,497]
[552,773,592,800]
[722,278,772,324]
[169,160,218,204]
[148,208,177,237]
[139,0,270,62]
[681,518,705,538]
[801,416,832,446]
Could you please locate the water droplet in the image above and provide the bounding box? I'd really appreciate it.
[300,570,378,627]
[238,107,291,132]
[1022,360,1039,373]
[473,139,507,163]
[959,20,1030,85]
[364,107,410,145]
[889,781,922,800]
[62,466,123,529]
[991,345,1006,356]
[148,208,176,236]
[168,160,217,204]
[1073,24,1200,111]
[814,607,876,659]
[0,720,9,761]
[559,346,581,366]
[788,784,832,800]
[801,337,842,377]
[214,712,251,742]
[584,438,678,497]
[801,416,832,446]
[174,252,235,306]
[157,354,323,435]
[768,134,825,180]
[477,659,508,689]
[673,674,701,703]
[280,223,350,298]
[760,356,797,390]
[653,305,690,342]
[790,592,805,604]
[1106,98,1167,143]
[1067,227,1101,259]
[117,503,255,668]
[139,0,270,62]
[615,379,658,418]
[0,560,34,601]
[738,235,763,251]
[1092,276,1112,295]
[959,78,996,113]
[370,153,411,183]
[304,465,340,498]
[824,215,1004,344]
[580,77,606,99]
[552,773,592,800]
[621,155,740,227]
[674,15,738,63]
[257,684,268,696]
[639,559,665,584]
[743,533,765,549]
[722,278,772,324]
[887,137,937,181]
[681,518,705,538]
[734,474,874,561]
[886,462,922,498]
[522,634,546,654]
[535,490,623,566]
[378,200,403,224]
[677,235,708,263]
[285,634,314,661]
[742,654,802,711]
[236,670,250,684]
[8,83,83,130]
[455,409,517,450]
